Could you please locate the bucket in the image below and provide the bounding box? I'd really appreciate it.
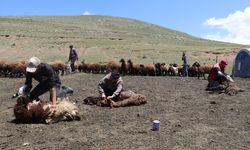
[152,120,160,131]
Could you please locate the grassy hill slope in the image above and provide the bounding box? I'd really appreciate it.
[0,15,248,65]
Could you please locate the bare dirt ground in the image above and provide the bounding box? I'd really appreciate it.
[0,73,249,150]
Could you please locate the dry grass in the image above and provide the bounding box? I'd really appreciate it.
[0,16,248,72]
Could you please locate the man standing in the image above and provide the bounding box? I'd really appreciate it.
[182,51,188,77]
[68,45,78,72]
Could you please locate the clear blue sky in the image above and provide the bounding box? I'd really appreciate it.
[1,0,250,44]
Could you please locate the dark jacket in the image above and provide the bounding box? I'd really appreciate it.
[182,55,188,65]
[68,48,78,61]
[24,63,61,94]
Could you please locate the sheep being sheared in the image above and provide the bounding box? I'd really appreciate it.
[14,96,80,124]
[84,93,147,108]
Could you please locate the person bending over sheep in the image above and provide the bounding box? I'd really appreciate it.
[206,60,233,91]
[206,60,243,95]
[18,57,73,106]
[14,96,80,124]
[93,70,147,107]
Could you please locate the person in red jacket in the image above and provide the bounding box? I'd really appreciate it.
[206,60,234,91]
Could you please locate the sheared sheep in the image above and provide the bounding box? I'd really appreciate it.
[13,96,80,124]
[221,81,244,96]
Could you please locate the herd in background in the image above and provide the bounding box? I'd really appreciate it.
[0,58,213,79]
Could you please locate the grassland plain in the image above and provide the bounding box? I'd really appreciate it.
[0,16,249,72]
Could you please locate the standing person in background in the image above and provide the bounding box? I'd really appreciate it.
[182,51,188,77]
[68,45,78,73]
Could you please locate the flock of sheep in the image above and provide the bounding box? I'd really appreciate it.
[0,58,213,79]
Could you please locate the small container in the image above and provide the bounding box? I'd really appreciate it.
[152,120,160,131]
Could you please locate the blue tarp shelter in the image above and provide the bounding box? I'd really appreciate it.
[233,48,250,78]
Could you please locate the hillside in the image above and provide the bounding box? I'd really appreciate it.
[0,15,248,64]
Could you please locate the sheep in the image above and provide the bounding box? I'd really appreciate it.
[177,65,184,76]
[88,63,102,74]
[222,81,244,96]
[13,96,80,124]
[127,59,135,75]
[100,63,108,74]
[188,62,200,77]
[83,94,147,108]
[45,99,80,124]
[197,64,213,79]
[126,60,145,76]
[14,96,50,123]
[167,64,178,76]
[78,61,88,72]
[160,63,169,76]
[110,94,147,108]
[119,58,128,76]
[136,64,143,76]
[2,61,16,77]
[144,64,156,76]
[207,81,244,96]
[49,60,67,76]
[155,63,168,76]
[107,61,120,72]
[10,61,27,78]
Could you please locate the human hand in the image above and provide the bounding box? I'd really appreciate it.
[26,102,33,109]
[107,96,113,99]
[101,93,106,100]
[50,103,57,108]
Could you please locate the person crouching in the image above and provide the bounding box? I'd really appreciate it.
[21,57,61,106]
[98,70,147,107]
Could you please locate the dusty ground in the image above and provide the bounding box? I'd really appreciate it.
[0,73,249,150]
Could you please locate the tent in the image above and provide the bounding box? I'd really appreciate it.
[233,48,250,78]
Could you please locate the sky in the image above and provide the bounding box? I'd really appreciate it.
[1,0,250,45]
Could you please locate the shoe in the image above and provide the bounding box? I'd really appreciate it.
[57,86,74,98]
[12,93,19,99]
[62,85,74,95]
[206,86,222,91]
[239,88,245,92]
